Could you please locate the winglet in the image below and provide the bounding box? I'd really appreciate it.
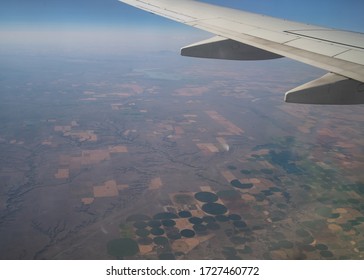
[285,73,364,105]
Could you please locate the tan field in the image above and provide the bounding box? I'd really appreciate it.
[54,168,69,179]
[149,177,163,190]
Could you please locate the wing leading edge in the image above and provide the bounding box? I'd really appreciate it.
[118,0,364,104]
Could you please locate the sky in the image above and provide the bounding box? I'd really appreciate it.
[1,0,364,30]
[1,0,364,55]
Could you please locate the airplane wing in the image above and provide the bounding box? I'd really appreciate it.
[118,0,364,104]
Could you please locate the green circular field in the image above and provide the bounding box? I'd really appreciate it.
[180,229,195,238]
[202,203,227,215]
[107,238,139,259]
[178,211,192,218]
[194,191,218,203]
[230,179,254,189]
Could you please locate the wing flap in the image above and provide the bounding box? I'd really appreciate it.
[286,30,364,50]
[335,50,364,65]
[285,38,348,57]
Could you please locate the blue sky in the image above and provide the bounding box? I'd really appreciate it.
[1,0,364,31]
[1,0,364,56]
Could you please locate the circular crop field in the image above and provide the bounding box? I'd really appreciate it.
[202,203,227,215]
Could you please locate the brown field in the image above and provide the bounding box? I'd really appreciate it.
[54,125,72,132]
[196,143,219,154]
[109,145,128,153]
[139,244,154,255]
[221,170,236,182]
[54,168,69,179]
[149,177,163,190]
[205,110,244,135]
[64,131,98,142]
[122,83,144,94]
[199,186,213,192]
[174,86,209,96]
[81,197,95,205]
[93,180,120,198]
[174,126,184,136]
[58,145,128,171]
[171,234,214,255]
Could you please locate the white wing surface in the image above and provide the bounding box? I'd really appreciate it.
[118,0,364,104]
